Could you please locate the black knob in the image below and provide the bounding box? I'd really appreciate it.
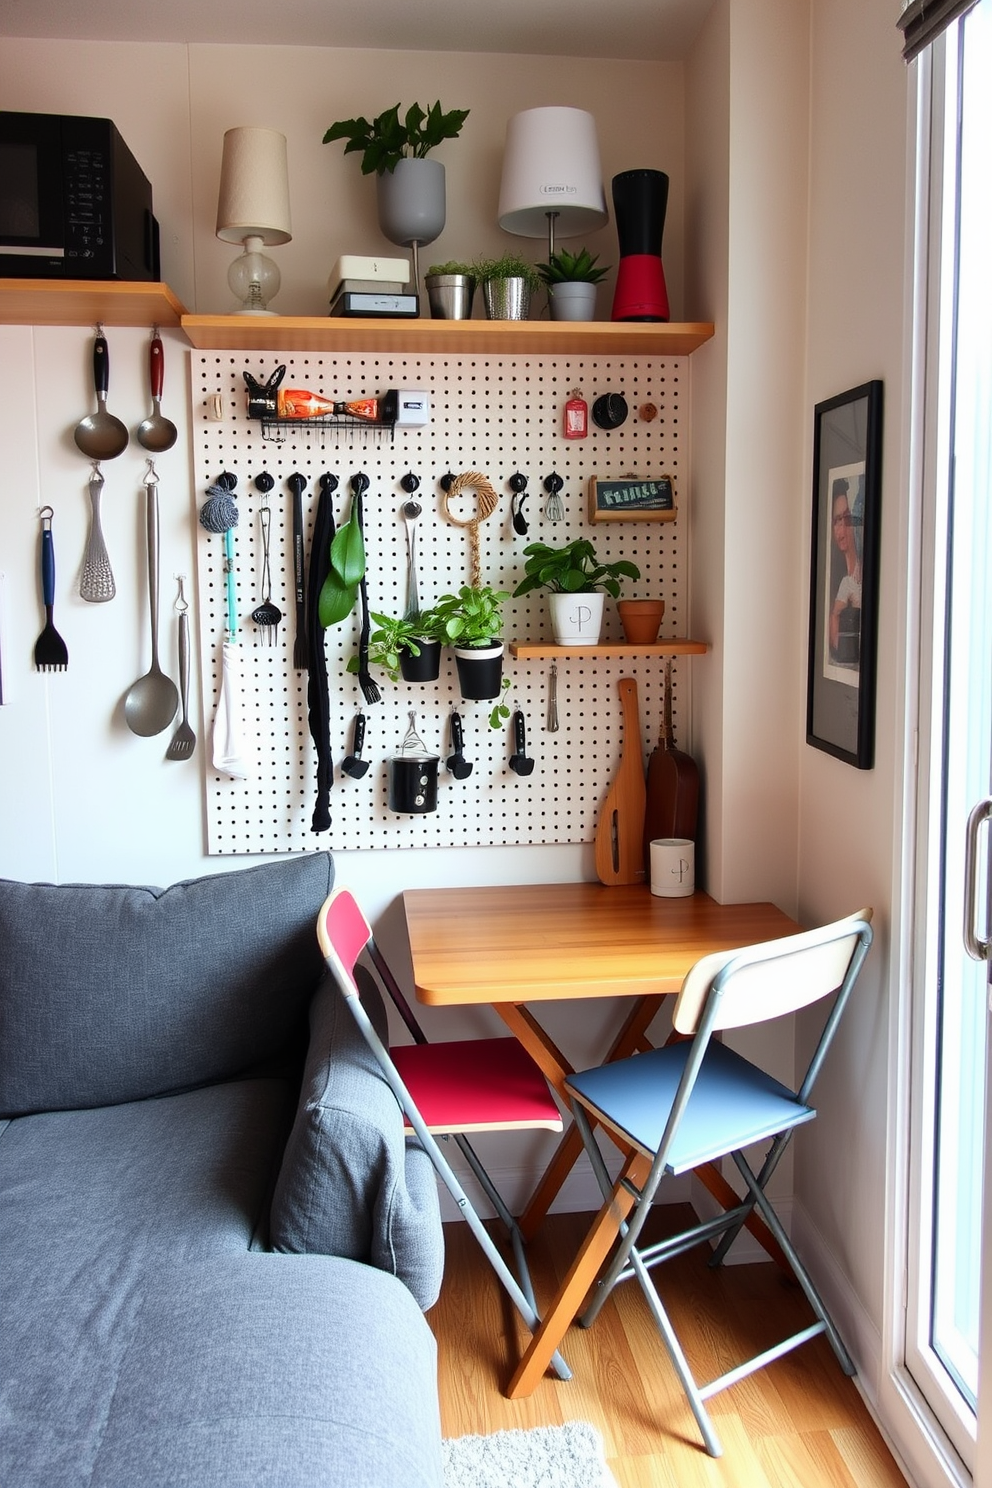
[400,472,421,493]
[318,472,339,494]
[350,472,370,494]
[253,471,274,494]
[591,393,629,430]
[508,471,528,492]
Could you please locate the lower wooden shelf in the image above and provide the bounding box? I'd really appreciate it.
[509,639,709,660]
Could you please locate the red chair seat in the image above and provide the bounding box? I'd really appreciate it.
[392,1039,563,1133]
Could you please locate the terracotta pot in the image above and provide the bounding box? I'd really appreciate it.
[618,599,665,643]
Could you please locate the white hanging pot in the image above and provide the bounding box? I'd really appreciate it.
[549,591,605,645]
[548,281,599,322]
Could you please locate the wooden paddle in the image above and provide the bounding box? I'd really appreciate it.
[595,677,647,885]
[643,659,699,869]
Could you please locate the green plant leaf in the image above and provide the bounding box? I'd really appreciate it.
[318,572,359,628]
[329,515,366,587]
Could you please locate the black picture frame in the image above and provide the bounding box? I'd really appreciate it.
[806,380,883,769]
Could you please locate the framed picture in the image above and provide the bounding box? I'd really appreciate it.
[806,380,883,768]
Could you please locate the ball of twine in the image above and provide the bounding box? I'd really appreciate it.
[199,483,239,533]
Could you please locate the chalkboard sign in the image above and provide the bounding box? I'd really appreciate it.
[588,474,676,523]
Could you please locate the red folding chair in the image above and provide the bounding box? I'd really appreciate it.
[317,887,570,1379]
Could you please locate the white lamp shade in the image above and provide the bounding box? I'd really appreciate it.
[498,107,608,239]
[216,126,292,245]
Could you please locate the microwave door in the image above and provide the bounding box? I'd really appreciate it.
[0,114,66,273]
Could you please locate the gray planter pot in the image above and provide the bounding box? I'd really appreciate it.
[376,159,446,248]
[482,278,532,321]
[548,281,599,322]
[425,273,475,320]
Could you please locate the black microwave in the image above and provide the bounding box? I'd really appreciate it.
[0,112,159,281]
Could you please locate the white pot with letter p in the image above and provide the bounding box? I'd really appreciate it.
[549,591,605,645]
[650,838,695,898]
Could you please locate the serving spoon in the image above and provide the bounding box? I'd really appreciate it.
[136,332,178,453]
[74,331,129,461]
[124,462,179,736]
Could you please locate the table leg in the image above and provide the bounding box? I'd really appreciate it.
[497,996,667,1240]
[506,1149,653,1398]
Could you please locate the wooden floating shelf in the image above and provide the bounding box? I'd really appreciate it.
[0,279,187,328]
[0,284,715,358]
[509,640,710,660]
[180,314,715,357]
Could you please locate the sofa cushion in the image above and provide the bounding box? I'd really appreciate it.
[270,967,444,1310]
[0,853,333,1116]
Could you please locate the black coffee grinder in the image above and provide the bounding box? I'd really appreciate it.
[610,168,670,322]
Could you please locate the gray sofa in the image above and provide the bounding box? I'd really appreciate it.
[0,853,446,1488]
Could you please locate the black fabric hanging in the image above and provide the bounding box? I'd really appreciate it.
[306,474,337,833]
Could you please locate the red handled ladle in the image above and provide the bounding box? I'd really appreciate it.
[137,331,178,453]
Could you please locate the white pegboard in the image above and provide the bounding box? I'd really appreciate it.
[191,349,691,855]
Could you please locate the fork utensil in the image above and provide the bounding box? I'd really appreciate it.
[34,506,69,672]
[165,578,197,760]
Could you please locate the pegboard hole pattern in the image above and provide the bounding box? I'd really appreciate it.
[192,351,690,855]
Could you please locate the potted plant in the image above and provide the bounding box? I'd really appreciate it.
[346,609,446,684]
[323,102,470,284]
[536,247,610,322]
[424,260,476,320]
[473,253,542,321]
[513,538,640,645]
[431,583,510,703]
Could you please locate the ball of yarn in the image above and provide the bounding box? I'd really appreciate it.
[199,484,239,533]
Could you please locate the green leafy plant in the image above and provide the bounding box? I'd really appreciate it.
[426,261,475,279]
[345,610,446,682]
[472,254,542,293]
[323,102,470,176]
[536,247,611,285]
[431,584,510,645]
[317,501,366,627]
[488,676,512,730]
[512,539,640,600]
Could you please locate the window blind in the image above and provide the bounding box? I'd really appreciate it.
[898,0,981,61]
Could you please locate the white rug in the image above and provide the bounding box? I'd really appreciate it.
[442,1420,618,1488]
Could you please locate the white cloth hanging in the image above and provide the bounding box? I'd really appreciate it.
[212,640,251,779]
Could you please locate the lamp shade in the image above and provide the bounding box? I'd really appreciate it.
[498,107,608,239]
[216,127,292,245]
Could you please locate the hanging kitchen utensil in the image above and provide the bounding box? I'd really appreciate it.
[387,712,440,815]
[594,676,647,886]
[200,473,250,779]
[644,658,699,869]
[508,709,535,776]
[73,329,129,461]
[33,506,69,672]
[508,472,529,536]
[445,710,473,780]
[79,462,116,602]
[136,330,178,452]
[441,470,499,587]
[543,472,565,523]
[288,471,308,671]
[400,472,422,621]
[165,577,196,760]
[251,475,282,644]
[305,472,337,832]
[546,662,559,733]
[352,473,380,705]
[124,461,179,736]
[341,712,370,779]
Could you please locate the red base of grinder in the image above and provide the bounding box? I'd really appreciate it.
[611,254,669,322]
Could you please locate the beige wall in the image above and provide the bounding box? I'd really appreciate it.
[0,40,683,318]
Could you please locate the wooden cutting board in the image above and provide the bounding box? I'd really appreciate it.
[643,659,699,868]
[595,677,647,885]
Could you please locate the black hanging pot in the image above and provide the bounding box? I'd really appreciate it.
[454,640,504,701]
[399,637,442,683]
[387,713,440,814]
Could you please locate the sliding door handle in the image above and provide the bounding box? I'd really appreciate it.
[963,796,992,962]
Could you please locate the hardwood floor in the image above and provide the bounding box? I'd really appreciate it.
[427,1207,909,1488]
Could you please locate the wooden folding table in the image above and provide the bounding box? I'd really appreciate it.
[402,881,801,1395]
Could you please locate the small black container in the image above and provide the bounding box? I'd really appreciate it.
[453,642,504,701]
[399,638,442,683]
[387,715,440,814]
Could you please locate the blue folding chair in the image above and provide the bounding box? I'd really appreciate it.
[565,908,873,1457]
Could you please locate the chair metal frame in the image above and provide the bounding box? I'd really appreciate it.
[565,908,874,1457]
[317,887,571,1381]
